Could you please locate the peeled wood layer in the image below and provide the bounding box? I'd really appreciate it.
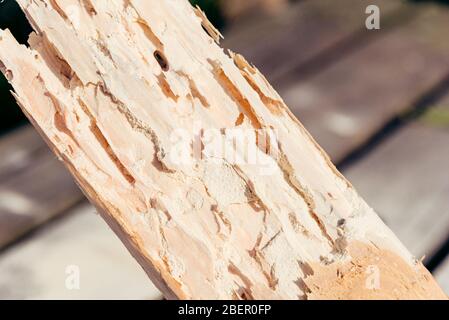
[0,0,446,299]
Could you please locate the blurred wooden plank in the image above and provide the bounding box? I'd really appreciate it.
[281,5,449,162]
[223,0,406,83]
[343,101,449,259]
[0,127,160,298]
[221,0,288,20]
[0,126,83,248]
[435,256,449,295]
[0,202,162,300]
[0,126,44,180]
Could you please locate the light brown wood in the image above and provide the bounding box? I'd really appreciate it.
[0,0,446,299]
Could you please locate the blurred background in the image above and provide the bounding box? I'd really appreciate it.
[1,0,449,299]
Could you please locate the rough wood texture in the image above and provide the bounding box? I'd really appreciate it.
[0,0,445,299]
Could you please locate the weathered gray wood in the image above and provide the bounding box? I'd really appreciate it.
[0,126,44,180]
[435,256,449,295]
[0,127,160,298]
[223,0,405,84]
[0,202,162,299]
[419,96,449,130]
[343,106,449,259]
[280,5,449,162]
[221,0,288,20]
[0,126,83,248]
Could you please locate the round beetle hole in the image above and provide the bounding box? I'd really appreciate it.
[154,50,169,72]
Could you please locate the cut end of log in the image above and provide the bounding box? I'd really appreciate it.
[0,0,446,300]
[304,241,446,300]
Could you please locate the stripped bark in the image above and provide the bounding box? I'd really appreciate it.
[0,0,446,299]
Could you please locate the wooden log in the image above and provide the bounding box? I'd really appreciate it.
[0,0,446,299]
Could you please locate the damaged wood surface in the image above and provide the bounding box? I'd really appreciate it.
[0,0,446,299]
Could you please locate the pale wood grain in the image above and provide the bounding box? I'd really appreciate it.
[0,0,444,299]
